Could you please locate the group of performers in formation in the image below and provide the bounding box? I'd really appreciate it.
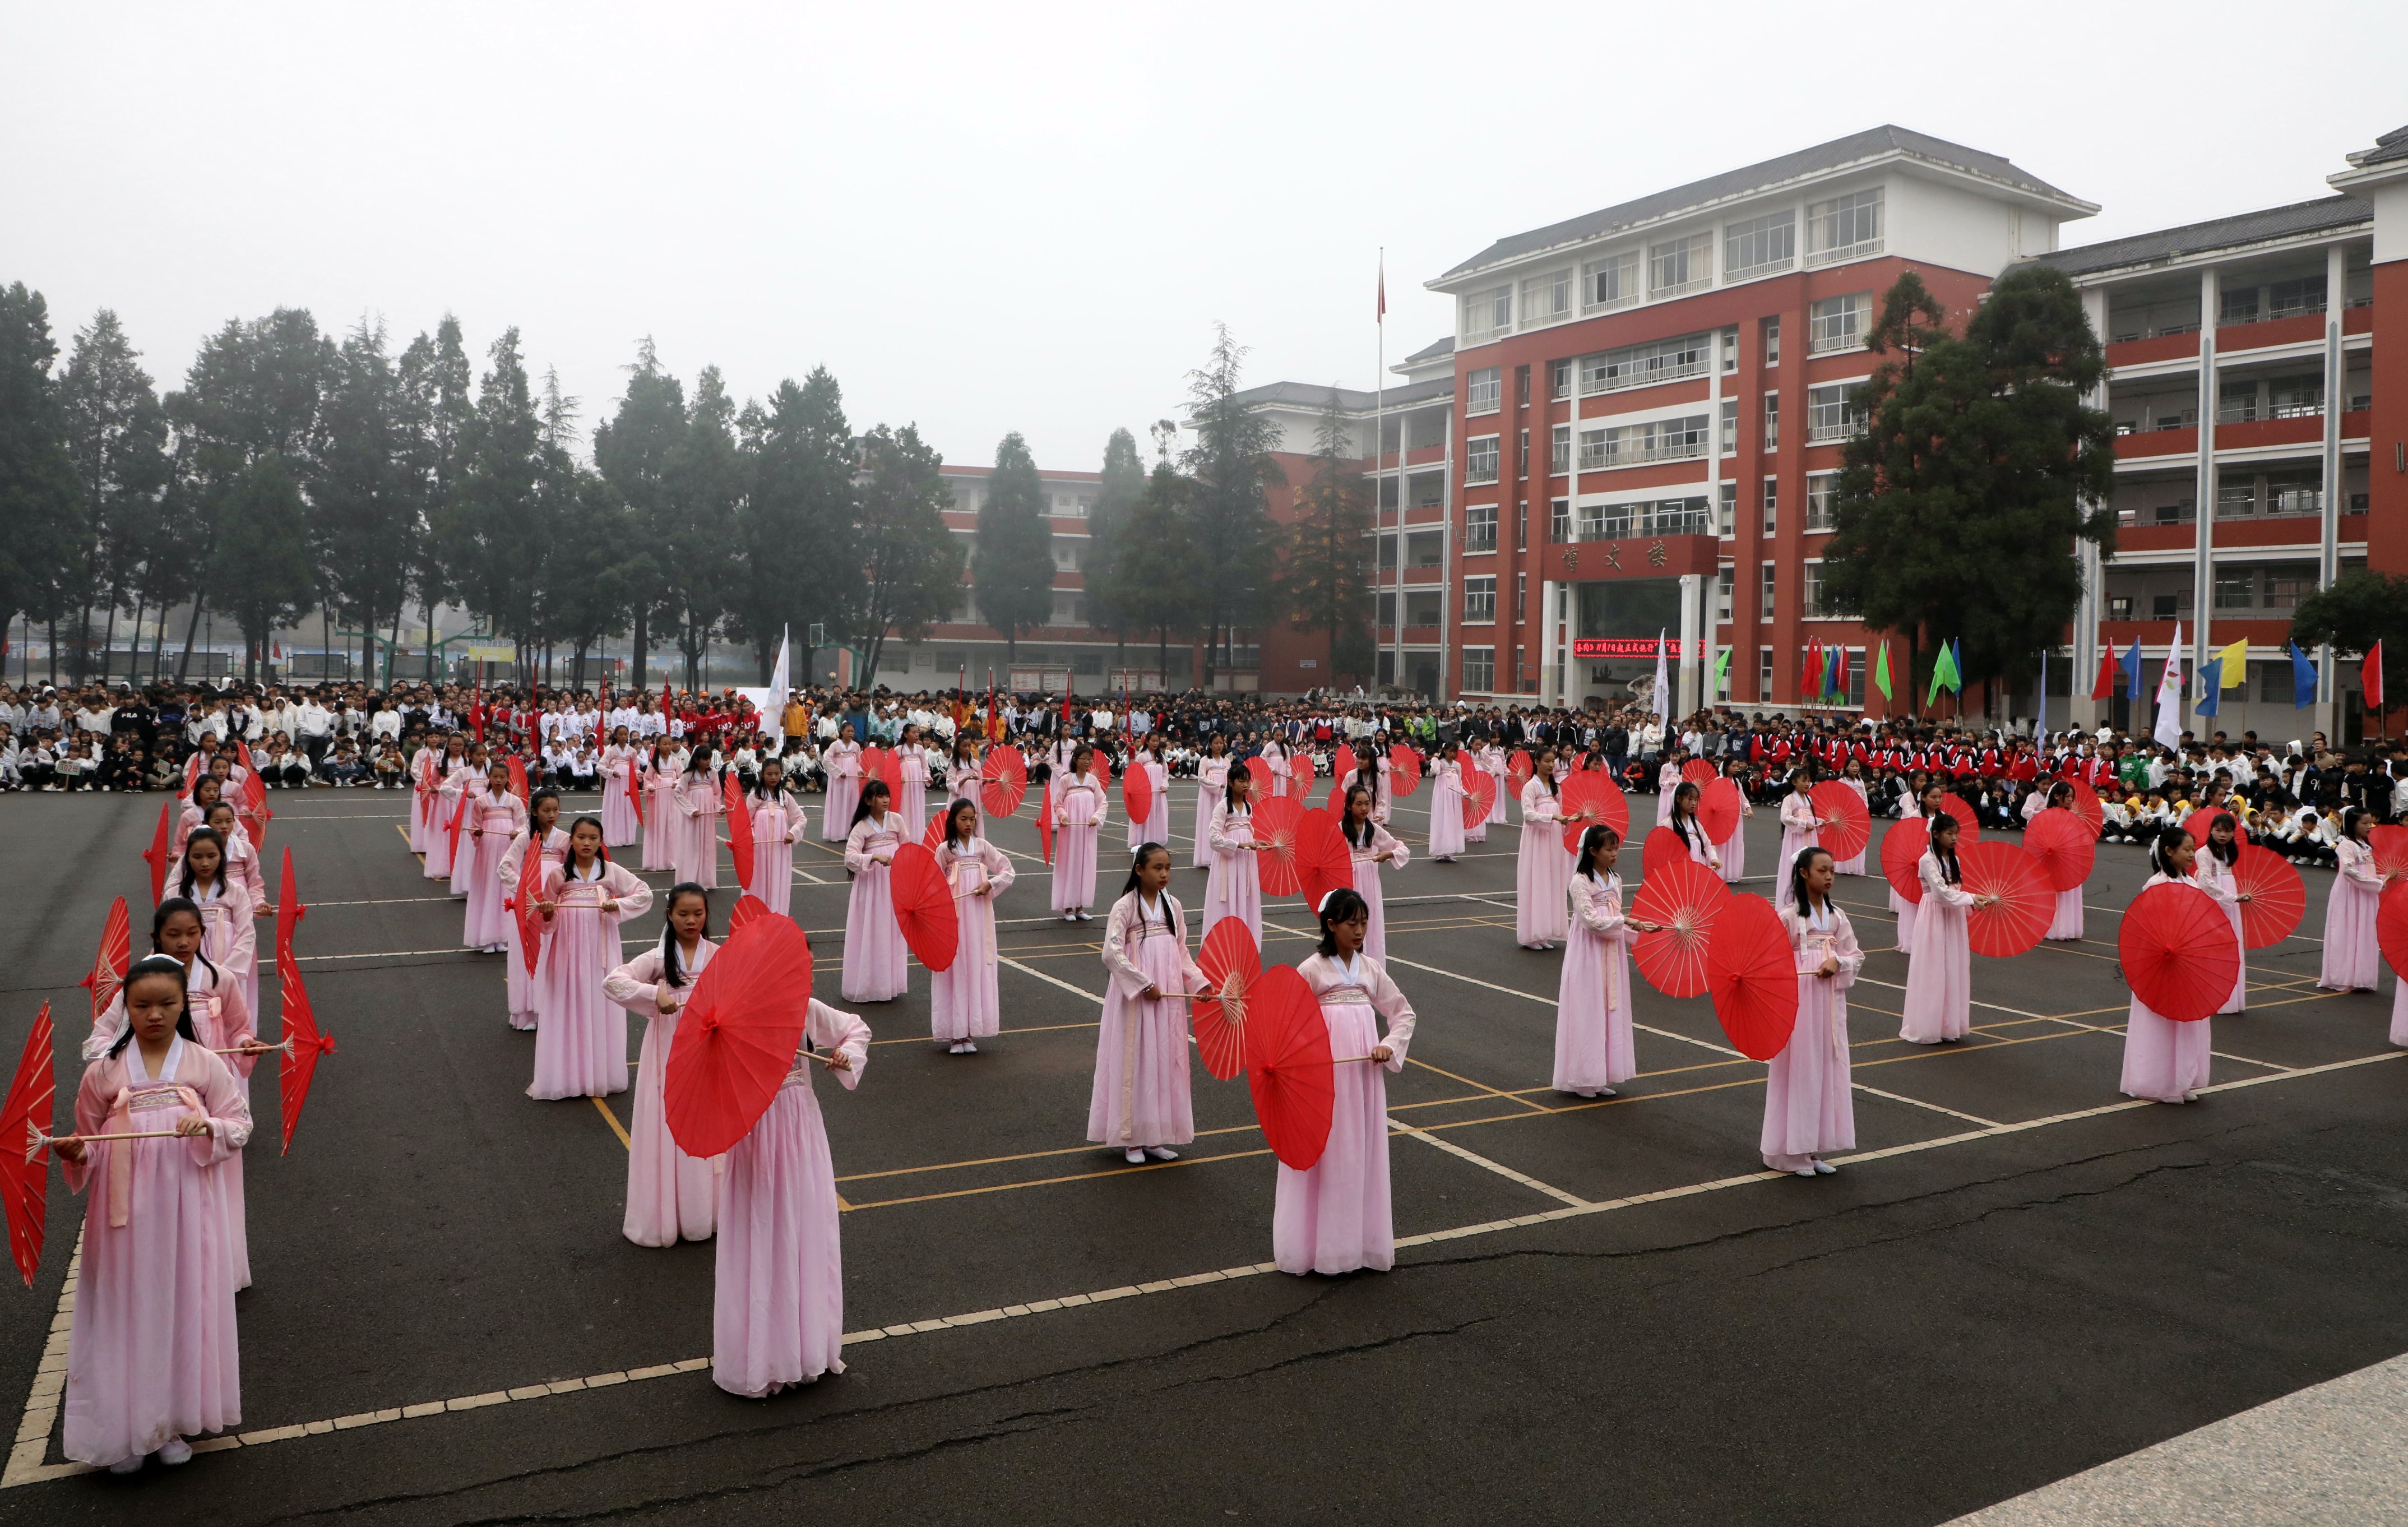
[51,713,2408,1475]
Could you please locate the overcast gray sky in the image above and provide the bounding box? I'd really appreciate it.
[5,1,2402,475]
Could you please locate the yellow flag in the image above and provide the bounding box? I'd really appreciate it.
[2217,638,2249,689]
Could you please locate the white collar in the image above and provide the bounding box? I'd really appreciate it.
[129,1035,185,1085]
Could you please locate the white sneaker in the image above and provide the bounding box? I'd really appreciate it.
[109,1456,143,1475]
[1812,1161,1836,1176]
[1794,1167,1818,1178]
[1124,1147,1147,1164]
[960,1041,977,1054]
[947,1041,965,1054]
[1143,1146,1178,1162]
[157,1437,192,1466]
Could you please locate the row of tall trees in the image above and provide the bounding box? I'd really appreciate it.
[2,290,1378,691]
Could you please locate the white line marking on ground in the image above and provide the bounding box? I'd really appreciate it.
[1391,1120,1587,1206]
[1849,1083,1998,1128]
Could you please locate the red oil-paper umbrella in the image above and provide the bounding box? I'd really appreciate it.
[723,771,755,890]
[2064,779,2105,839]
[1244,756,1279,797]
[276,945,339,1153]
[1704,894,1800,1062]
[2228,845,2304,950]
[2182,808,2248,849]
[1881,817,1932,904]
[1641,826,1689,878]
[1193,919,1261,1081]
[1,1003,56,1285]
[859,746,899,803]
[516,839,547,975]
[2023,808,2095,894]
[664,917,821,1160]
[923,809,948,850]
[1629,856,1731,1000]
[507,755,530,810]
[1697,778,1744,846]
[1122,762,1154,829]
[1387,744,1423,796]
[888,843,960,971]
[239,769,272,861]
[2119,881,2239,1022]
[1460,761,1497,829]
[78,897,131,1022]
[1037,781,1054,866]
[1506,748,1534,795]
[1682,758,1717,788]
[1557,769,1631,853]
[1323,779,1348,816]
[2369,824,2408,881]
[142,796,174,904]
[1294,807,1355,914]
[627,755,645,827]
[1240,965,1338,1171]
[447,785,469,866]
[1251,794,1307,897]
[1289,751,1317,793]
[1936,793,1982,843]
[983,747,1027,819]
[1810,781,1870,864]
[728,892,772,936]
[275,846,307,964]
[1958,840,2052,958]
[2379,881,2408,978]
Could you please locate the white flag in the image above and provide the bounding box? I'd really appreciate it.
[1652,629,1670,720]
[2152,622,2185,750]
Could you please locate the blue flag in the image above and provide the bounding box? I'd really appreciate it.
[2195,658,2221,716]
[2120,639,2143,701]
[2289,641,2319,709]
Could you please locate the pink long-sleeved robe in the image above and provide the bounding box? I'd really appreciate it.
[1274,952,1415,1276]
[1052,774,1109,914]
[604,938,721,1245]
[821,741,862,842]
[713,1000,869,1398]
[1901,850,1976,1043]
[1193,758,1230,869]
[461,789,528,949]
[600,744,641,846]
[1715,792,1754,886]
[60,1038,249,1467]
[1204,800,1262,947]
[1124,758,1171,853]
[1763,901,1865,1170]
[841,815,909,1002]
[1089,890,1206,1149]
[529,861,655,1099]
[1428,760,1467,860]
[1774,790,1821,912]
[2197,848,2248,1014]
[1555,871,1636,1094]
[1834,778,1870,876]
[896,745,932,839]
[673,774,723,890]
[640,760,679,871]
[1889,799,1924,950]
[1516,779,1567,947]
[497,826,569,1030]
[930,837,1015,1042]
[2120,871,2217,1102]
[747,795,804,916]
[1347,823,1410,961]
[2318,837,2383,991]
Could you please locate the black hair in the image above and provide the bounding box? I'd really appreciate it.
[1668,781,1704,850]
[1575,823,1622,882]
[2046,780,2073,807]
[751,757,791,803]
[2205,811,2240,864]
[529,785,562,823]
[1341,784,1377,848]
[1928,813,1964,883]
[149,896,223,987]
[1118,842,1170,900]
[1531,746,1559,797]
[2344,806,2370,841]
[1224,766,1253,814]
[658,882,710,987]
[1315,886,1370,956]
[851,778,892,827]
[177,827,230,899]
[944,798,978,846]
[109,954,200,1058]
[566,815,608,866]
[2150,825,2193,878]
[1790,845,1835,915]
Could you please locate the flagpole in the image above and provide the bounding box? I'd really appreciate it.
[1377,247,1393,698]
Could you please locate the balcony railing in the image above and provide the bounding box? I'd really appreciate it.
[1807,329,1865,354]
[1580,437,1709,471]
[1582,358,1710,395]
[1576,505,1712,540]
[1651,275,1713,300]
[1724,257,1794,283]
[2109,322,2201,343]
[1805,418,1863,445]
[1804,238,1883,267]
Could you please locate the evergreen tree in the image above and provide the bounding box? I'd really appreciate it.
[852,423,964,677]
[592,338,686,687]
[1179,325,1281,684]
[209,452,316,682]
[440,329,547,668]
[1082,425,1145,656]
[58,310,168,680]
[1104,463,1204,684]
[315,317,412,682]
[1819,267,2117,707]
[394,315,473,678]
[1274,390,1376,681]
[2291,571,2408,726]
[730,368,856,681]
[973,431,1055,658]
[661,365,741,688]
[0,283,85,669]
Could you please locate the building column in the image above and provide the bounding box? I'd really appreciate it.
[1678,572,1704,716]
[2069,288,2109,733]
[2193,267,2220,692]
[2318,242,2347,740]
[1539,579,1562,708]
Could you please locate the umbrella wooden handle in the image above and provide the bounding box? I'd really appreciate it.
[1329,1054,1383,1064]
[35,1130,196,1148]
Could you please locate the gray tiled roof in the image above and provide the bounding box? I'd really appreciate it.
[1223,377,1455,414]
[1434,124,2087,283]
[1399,334,1455,365]
[2031,195,2370,277]
[2348,125,2408,169]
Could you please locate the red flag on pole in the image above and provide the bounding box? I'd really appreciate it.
[2091,647,2119,701]
[472,666,485,743]
[1376,256,1386,323]
[2366,641,2386,710]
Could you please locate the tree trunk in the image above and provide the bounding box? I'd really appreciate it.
[387,605,403,688]
[631,608,649,692]
[424,601,437,682]
[100,599,119,684]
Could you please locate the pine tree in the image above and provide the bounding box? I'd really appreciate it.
[853,424,964,678]
[1275,390,1376,681]
[58,309,168,681]
[592,339,687,687]
[1104,464,1204,684]
[1083,426,1145,657]
[973,431,1055,659]
[1179,325,1281,685]
[0,283,85,668]
[731,368,856,681]
[210,453,316,682]
[440,329,547,669]
[315,317,412,683]
[661,365,741,689]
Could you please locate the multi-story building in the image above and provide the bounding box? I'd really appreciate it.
[2040,123,2405,741]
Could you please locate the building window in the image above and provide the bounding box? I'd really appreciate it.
[1520,269,1573,328]
[1408,410,1448,450]
[1404,590,1442,627]
[1717,480,1737,538]
[1648,232,1714,298]
[1516,571,1527,619]
[1549,498,1571,543]
[1550,358,1573,399]
[1518,428,1530,479]
[1724,210,1796,280]
[1462,646,1496,692]
[1550,424,1571,476]
[1585,250,1640,310]
[1464,285,1512,344]
[1579,415,1711,470]
[1516,365,1531,405]
[1762,392,1780,451]
[1761,316,1781,367]
[2268,275,2328,320]
[1408,471,1445,509]
[1466,367,1501,415]
[1572,495,1711,541]
[1715,564,1734,623]
[1805,187,1883,265]
[1466,503,1497,553]
[1806,383,1865,443]
[1464,576,1497,623]
[1758,648,1774,698]
[1052,592,1087,625]
[1581,332,1713,394]
[1808,293,1873,354]
[1722,325,1740,373]
[1760,563,1777,618]
[1802,563,1830,618]
[1720,398,1738,456]
[1465,436,1500,485]
[1378,475,1399,510]
[1805,472,1838,530]
[1516,498,1528,550]
[1761,477,1778,534]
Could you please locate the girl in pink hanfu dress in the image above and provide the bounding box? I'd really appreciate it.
[423,740,474,881]
[1472,742,1509,837]
[1193,735,1231,870]
[931,800,1016,1053]
[673,749,725,890]
[1665,781,1722,876]
[2318,807,2386,992]
[1205,768,1265,948]
[1258,736,1290,799]
[1516,746,1569,949]
[604,884,719,1246]
[1555,825,1654,1099]
[1126,738,1173,854]
[1336,741,1391,827]
[712,995,869,1398]
[84,901,267,1293]
[1835,761,1872,876]
[820,724,863,843]
[1714,761,1756,887]
[177,830,258,1040]
[445,746,492,898]
[175,799,269,919]
[2039,782,2086,941]
[530,819,655,1099]
[745,759,805,918]
[841,781,909,1002]
[1765,846,1865,1175]
[2121,827,2219,1103]
[600,727,641,847]
[1052,746,1109,920]
[1274,889,1417,1276]
[1091,844,1209,1164]
[1339,785,1410,961]
[409,742,441,854]
[462,762,528,953]
[56,956,251,1473]
[1892,781,1942,952]
[2196,811,2252,1015]
[497,791,570,1031]
[1655,748,1687,831]
[640,743,679,872]
[895,724,933,840]
[1427,742,1467,862]
[1773,758,1824,914]
[1901,813,1990,1044]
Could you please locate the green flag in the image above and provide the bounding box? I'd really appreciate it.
[1713,647,1731,691]
[1927,641,1960,705]
[1873,641,1891,700]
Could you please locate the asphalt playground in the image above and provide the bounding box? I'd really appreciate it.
[1,779,2404,1526]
